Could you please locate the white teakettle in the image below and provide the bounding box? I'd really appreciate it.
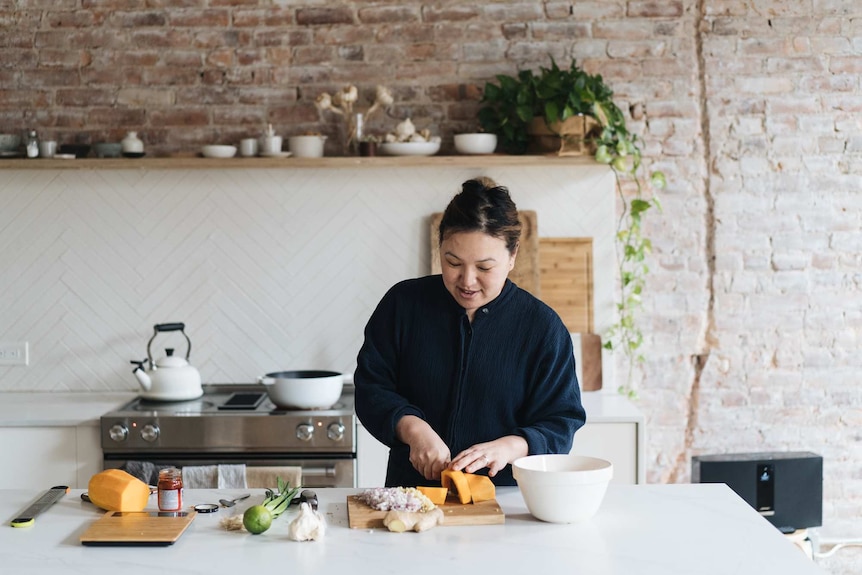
[131,323,203,401]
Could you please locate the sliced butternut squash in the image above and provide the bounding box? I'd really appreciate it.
[441,469,471,505]
[417,486,448,505]
[465,473,496,503]
[88,469,151,512]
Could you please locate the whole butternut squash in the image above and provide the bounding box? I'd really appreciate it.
[88,469,151,512]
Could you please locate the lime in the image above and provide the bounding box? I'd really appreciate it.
[243,505,273,534]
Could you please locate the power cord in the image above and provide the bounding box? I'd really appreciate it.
[813,539,862,559]
[807,531,862,560]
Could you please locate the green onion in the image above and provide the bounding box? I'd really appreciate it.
[262,476,300,519]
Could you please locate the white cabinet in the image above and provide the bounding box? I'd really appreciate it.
[570,421,642,484]
[76,425,103,488]
[356,423,388,488]
[0,425,102,489]
[572,392,646,484]
[355,393,645,487]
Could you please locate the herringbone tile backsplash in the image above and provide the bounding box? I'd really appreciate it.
[0,165,614,392]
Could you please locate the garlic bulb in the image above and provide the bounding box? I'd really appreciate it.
[287,502,326,541]
[394,118,416,141]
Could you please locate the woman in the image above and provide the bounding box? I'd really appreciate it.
[355,178,586,487]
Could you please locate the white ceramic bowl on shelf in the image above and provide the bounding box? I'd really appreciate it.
[379,141,441,156]
[201,145,237,158]
[512,454,613,524]
[454,133,497,155]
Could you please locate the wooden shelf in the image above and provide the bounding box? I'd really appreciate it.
[0,154,597,170]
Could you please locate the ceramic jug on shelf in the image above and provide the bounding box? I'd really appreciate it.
[121,131,144,156]
[260,124,282,156]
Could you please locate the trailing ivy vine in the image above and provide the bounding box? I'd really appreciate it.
[479,59,666,397]
[592,100,665,398]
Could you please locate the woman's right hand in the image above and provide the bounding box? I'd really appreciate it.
[395,415,451,480]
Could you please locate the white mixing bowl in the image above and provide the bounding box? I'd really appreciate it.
[513,454,613,523]
[454,133,497,155]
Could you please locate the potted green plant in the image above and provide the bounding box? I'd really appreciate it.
[479,59,666,397]
[478,58,607,155]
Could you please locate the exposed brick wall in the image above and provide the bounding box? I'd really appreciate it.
[3,1,861,571]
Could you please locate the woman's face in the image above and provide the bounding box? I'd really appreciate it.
[440,231,516,320]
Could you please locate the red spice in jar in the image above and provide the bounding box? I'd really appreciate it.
[157,467,183,512]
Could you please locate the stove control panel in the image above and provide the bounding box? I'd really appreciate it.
[108,424,128,442]
[100,388,357,453]
[327,422,345,441]
[296,423,314,441]
[140,423,160,442]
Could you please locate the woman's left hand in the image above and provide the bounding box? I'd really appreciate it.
[449,435,528,477]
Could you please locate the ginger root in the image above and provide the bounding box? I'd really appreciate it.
[383,507,444,533]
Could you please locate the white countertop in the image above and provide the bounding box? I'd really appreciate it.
[0,485,823,574]
[581,390,644,422]
[0,392,135,426]
[0,390,639,427]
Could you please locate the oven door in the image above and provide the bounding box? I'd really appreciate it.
[103,453,355,488]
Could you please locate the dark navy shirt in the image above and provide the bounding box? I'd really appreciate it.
[355,275,586,487]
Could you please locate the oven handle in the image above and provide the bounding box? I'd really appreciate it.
[300,465,336,478]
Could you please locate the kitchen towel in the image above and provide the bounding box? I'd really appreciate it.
[181,465,218,488]
[119,461,172,485]
[217,464,248,489]
[245,466,302,489]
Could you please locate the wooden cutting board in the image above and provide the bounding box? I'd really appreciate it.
[539,237,593,333]
[347,495,504,529]
[80,510,196,546]
[575,332,603,392]
[430,210,541,298]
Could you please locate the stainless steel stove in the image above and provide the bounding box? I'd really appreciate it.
[100,384,356,488]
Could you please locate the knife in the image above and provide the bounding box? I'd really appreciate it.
[290,489,318,511]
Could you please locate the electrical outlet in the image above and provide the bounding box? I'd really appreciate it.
[0,342,29,366]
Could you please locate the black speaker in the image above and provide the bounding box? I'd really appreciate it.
[691,451,822,532]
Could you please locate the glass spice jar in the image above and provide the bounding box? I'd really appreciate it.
[157,467,183,512]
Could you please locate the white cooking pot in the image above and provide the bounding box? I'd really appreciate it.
[258,370,344,409]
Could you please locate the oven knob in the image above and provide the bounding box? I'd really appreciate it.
[140,423,160,442]
[108,424,128,442]
[327,422,345,441]
[296,423,314,441]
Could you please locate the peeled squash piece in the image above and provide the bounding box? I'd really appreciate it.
[441,470,496,504]
[417,486,448,505]
[465,473,495,503]
[441,470,471,504]
[88,469,151,512]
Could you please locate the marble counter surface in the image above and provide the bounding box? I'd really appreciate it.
[0,485,824,574]
[0,390,638,427]
[0,392,135,426]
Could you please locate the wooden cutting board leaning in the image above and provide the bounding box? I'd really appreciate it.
[346,495,505,529]
[429,211,600,390]
[430,210,541,296]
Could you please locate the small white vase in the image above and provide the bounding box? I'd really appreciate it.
[121,131,144,154]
